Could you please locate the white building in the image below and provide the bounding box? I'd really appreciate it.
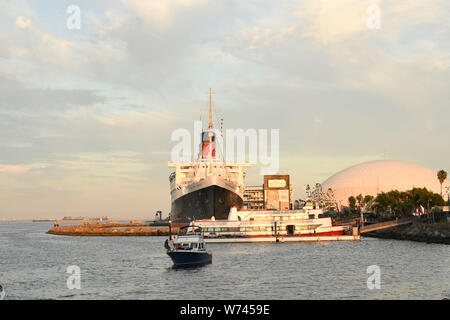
[321,159,448,207]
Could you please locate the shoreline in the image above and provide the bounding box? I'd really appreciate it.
[362,222,450,244]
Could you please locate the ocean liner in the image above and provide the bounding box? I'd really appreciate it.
[168,89,250,223]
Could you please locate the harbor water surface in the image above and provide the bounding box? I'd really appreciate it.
[1,222,449,299]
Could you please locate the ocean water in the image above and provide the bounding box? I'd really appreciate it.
[0,222,449,300]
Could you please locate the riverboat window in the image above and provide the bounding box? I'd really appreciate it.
[301,226,308,230]
[309,214,315,219]
[308,225,316,230]
[240,227,246,232]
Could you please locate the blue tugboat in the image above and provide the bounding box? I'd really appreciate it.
[165,224,212,268]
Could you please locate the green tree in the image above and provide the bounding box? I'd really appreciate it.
[363,195,375,210]
[348,196,356,211]
[356,194,364,212]
[437,170,447,197]
[374,187,445,218]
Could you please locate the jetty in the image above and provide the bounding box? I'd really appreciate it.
[359,218,413,234]
[47,221,177,236]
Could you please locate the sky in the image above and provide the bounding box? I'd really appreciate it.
[0,0,449,220]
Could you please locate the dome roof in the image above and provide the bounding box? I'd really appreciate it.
[321,160,448,206]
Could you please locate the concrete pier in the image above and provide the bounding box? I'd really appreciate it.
[360,218,412,234]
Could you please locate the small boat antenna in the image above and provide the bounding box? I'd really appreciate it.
[168,214,172,240]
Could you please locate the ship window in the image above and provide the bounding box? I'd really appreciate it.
[308,225,316,230]
[301,226,308,230]
[309,214,315,219]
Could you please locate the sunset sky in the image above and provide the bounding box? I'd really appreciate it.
[1,0,449,219]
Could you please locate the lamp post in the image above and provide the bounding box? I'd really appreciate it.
[360,208,364,227]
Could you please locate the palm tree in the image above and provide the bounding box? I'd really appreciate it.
[437,170,447,197]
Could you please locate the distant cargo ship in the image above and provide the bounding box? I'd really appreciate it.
[168,89,250,223]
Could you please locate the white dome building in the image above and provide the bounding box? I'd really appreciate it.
[321,160,448,207]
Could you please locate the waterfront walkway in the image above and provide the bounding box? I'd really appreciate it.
[360,218,412,234]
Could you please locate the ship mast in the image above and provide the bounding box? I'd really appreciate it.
[209,88,213,131]
[208,88,213,174]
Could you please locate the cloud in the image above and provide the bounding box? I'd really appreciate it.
[0,165,30,174]
[0,0,449,218]
[16,16,31,29]
[296,0,375,44]
[0,73,106,113]
[122,0,211,29]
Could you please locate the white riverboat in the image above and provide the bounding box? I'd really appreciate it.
[186,202,352,239]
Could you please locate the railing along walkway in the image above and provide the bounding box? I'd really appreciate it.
[360,218,412,233]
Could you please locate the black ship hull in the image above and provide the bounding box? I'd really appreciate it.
[171,185,243,223]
